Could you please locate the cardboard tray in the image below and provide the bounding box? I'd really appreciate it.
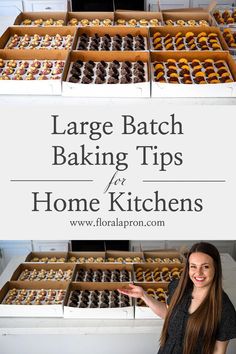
[72,263,134,282]
[133,282,168,319]
[0,26,77,50]
[25,251,68,262]
[14,12,67,26]
[0,49,68,95]
[105,251,144,263]
[151,51,236,97]
[149,25,229,52]
[67,12,114,26]
[143,250,185,263]
[162,11,215,26]
[114,11,163,26]
[64,282,134,319]
[10,263,76,281]
[212,5,236,30]
[133,263,183,283]
[62,51,150,98]
[222,28,236,56]
[67,251,106,263]
[0,281,69,317]
[74,26,149,51]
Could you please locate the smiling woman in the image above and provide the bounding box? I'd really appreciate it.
[118,242,236,354]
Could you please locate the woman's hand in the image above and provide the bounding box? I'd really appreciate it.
[118,283,168,319]
[118,284,145,299]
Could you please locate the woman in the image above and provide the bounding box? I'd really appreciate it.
[118,242,236,354]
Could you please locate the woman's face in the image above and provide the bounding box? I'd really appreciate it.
[188,252,215,289]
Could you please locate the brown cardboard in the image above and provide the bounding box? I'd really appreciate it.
[151,51,236,97]
[67,12,114,26]
[72,263,134,282]
[62,50,150,97]
[149,26,229,52]
[0,281,69,317]
[64,281,134,318]
[14,12,67,26]
[162,11,215,26]
[106,251,144,263]
[74,26,149,51]
[10,263,75,281]
[143,250,185,263]
[25,251,68,262]
[114,11,163,26]
[0,26,77,50]
[67,251,106,263]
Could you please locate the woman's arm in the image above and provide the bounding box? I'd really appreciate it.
[118,284,168,319]
[213,340,229,354]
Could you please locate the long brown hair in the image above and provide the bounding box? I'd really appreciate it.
[160,242,223,354]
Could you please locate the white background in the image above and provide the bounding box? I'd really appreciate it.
[0,97,235,239]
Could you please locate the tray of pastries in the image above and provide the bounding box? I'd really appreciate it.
[150,27,227,51]
[2,287,66,305]
[153,57,234,84]
[134,265,183,283]
[76,32,147,51]
[67,12,114,27]
[136,286,168,306]
[25,252,68,263]
[11,263,74,282]
[222,28,236,54]
[213,7,236,27]
[14,12,67,26]
[66,58,147,84]
[0,58,64,80]
[67,288,131,308]
[67,252,106,263]
[114,11,162,27]
[74,264,132,282]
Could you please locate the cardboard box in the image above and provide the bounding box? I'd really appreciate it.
[133,282,168,319]
[114,11,163,26]
[14,12,67,26]
[0,26,77,50]
[10,263,75,282]
[151,51,236,97]
[222,28,236,56]
[162,11,215,26]
[67,12,114,26]
[64,282,134,319]
[0,49,68,95]
[0,281,68,317]
[133,263,183,283]
[62,51,150,98]
[143,250,185,263]
[74,26,149,51]
[67,251,106,263]
[105,251,144,263]
[25,251,68,262]
[72,263,133,282]
[212,6,236,30]
[149,26,229,52]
